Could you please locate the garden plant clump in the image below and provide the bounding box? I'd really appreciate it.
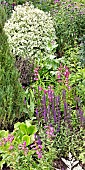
[4,2,57,59]
[0,0,85,170]
[3,1,57,86]
[0,5,26,131]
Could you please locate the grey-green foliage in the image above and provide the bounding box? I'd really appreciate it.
[79,35,85,67]
[0,7,25,130]
[4,2,57,59]
[0,5,7,31]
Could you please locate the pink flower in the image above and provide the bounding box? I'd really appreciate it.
[18,142,28,155]
[57,71,61,79]
[68,86,71,90]
[64,69,70,78]
[36,150,42,159]
[45,125,54,139]
[7,134,14,143]
[34,77,38,81]
[38,86,43,91]
[9,145,14,150]
[34,67,39,81]
[54,0,60,4]
[44,89,48,94]
[0,142,2,146]
[23,141,26,147]
[31,139,42,159]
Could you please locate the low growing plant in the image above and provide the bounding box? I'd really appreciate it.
[0,120,37,170]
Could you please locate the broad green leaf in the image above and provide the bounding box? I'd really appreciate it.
[19,123,27,134]
[30,134,35,143]
[14,122,21,129]
[22,135,30,146]
[27,125,37,135]
[0,130,8,138]
[25,120,31,127]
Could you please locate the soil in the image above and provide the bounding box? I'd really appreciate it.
[53,159,85,170]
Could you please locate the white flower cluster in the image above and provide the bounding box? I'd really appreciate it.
[4,3,56,59]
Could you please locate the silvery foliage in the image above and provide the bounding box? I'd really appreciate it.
[4,2,57,59]
[61,152,83,170]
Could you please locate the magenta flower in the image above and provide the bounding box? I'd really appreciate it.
[3,137,8,144]
[34,77,38,81]
[64,68,70,78]
[7,134,14,143]
[0,142,2,146]
[18,141,28,155]
[34,67,39,81]
[36,150,42,159]
[45,125,54,139]
[38,86,43,91]
[31,139,43,159]
[9,145,14,150]
[44,89,48,94]
[54,0,60,4]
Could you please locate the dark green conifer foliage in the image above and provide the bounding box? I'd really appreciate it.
[0,6,25,130]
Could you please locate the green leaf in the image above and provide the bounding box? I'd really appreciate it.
[19,123,27,134]
[25,120,31,127]
[14,122,21,129]
[22,135,30,146]
[30,134,35,143]
[27,125,37,135]
[0,130,8,138]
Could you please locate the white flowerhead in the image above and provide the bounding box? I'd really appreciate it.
[4,3,57,59]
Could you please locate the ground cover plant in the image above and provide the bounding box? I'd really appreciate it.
[0,0,85,170]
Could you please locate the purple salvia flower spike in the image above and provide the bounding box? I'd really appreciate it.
[79,108,84,127]
[52,96,57,123]
[56,96,61,133]
[42,94,47,122]
[64,102,68,122]
[67,106,72,130]
[62,89,66,100]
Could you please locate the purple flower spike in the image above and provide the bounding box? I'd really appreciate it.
[64,102,68,122]
[56,96,60,106]
[79,108,84,127]
[42,94,47,122]
[54,110,57,123]
[52,96,57,123]
[35,108,38,116]
[56,96,61,133]
[62,89,66,100]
